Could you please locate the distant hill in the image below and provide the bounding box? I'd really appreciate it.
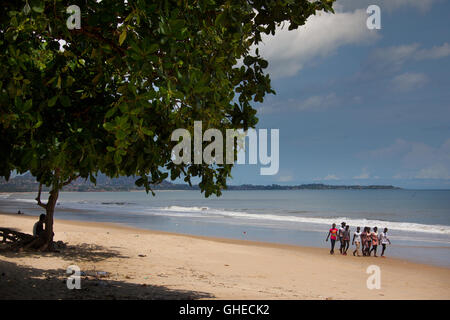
[0,173,400,192]
[0,173,187,192]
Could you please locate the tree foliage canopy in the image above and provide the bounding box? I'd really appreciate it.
[1,0,335,197]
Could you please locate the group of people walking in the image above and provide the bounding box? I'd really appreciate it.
[326,222,391,257]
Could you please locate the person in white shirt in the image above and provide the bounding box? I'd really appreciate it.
[379,227,392,257]
[352,226,362,257]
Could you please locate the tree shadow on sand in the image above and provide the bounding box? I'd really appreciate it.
[0,242,130,263]
[0,259,214,300]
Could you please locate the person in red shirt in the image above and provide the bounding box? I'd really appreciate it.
[326,223,339,255]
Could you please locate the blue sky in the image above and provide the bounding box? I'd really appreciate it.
[229,0,450,189]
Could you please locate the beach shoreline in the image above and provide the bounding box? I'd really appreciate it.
[1,190,449,268]
[1,212,449,300]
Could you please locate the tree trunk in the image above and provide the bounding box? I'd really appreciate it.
[1,187,61,251]
[40,188,59,251]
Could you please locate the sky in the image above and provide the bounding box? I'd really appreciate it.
[229,0,450,189]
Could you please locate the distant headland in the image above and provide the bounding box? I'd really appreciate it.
[0,173,400,192]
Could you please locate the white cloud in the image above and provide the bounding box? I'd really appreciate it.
[258,92,338,114]
[391,72,428,92]
[314,174,340,181]
[277,175,294,182]
[369,43,420,71]
[338,0,437,12]
[254,0,443,79]
[414,43,450,60]
[366,138,411,158]
[257,8,378,78]
[366,138,450,180]
[298,93,338,111]
[368,43,450,73]
[353,168,370,179]
[415,164,450,179]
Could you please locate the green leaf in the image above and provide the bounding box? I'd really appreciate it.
[14,96,22,109]
[114,152,122,165]
[23,99,32,112]
[259,59,268,69]
[33,120,43,128]
[148,43,159,54]
[48,96,58,107]
[215,13,227,27]
[30,0,44,13]
[170,19,185,32]
[116,130,126,140]
[23,2,31,15]
[119,29,127,46]
[60,95,71,107]
[103,122,114,131]
[158,21,168,35]
[105,107,117,118]
[141,127,153,136]
[135,177,145,187]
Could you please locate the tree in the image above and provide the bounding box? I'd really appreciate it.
[0,0,335,250]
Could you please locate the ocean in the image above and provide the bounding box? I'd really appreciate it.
[1,189,449,267]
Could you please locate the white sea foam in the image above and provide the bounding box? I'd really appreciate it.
[158,206,450,235]
[5,197,449,236]
[8,198,38,203]
[162,206,209,212]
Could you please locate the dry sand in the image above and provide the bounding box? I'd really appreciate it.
[0,212,449,300]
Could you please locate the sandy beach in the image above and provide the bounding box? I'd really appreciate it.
[0,212,449,300]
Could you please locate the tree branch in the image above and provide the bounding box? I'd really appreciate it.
[35,183,47,210]
[70,28,126,56]
[62,175,79,186]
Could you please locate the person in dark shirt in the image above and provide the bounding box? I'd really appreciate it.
[338,222,346,254]
[343,225,351,255]
[33,214,46,237]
